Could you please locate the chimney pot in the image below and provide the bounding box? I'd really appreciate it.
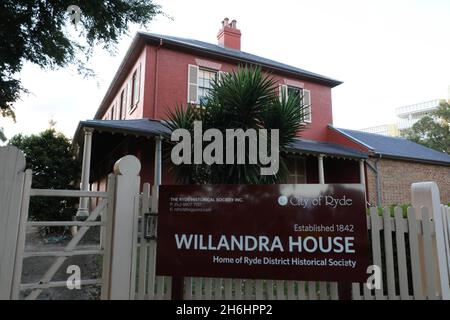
[217,18,241,50]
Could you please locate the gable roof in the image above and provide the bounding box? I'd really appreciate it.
[139,32,343,87]
[94,32,342,119]
[331,126,450,165]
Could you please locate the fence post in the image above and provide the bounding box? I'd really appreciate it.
[102,155,141,300]
[411,182,450,300]
[0,146,28,300]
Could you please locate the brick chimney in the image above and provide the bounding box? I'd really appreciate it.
[217,18,241,50]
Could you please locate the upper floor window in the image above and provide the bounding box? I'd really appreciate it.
[188,65,223,105]
[280,85,311,123]
[198,68,217,104]
[119,89,125,120]
[132,69,139,105]
[110,105,115,120]
[129,63,141,113]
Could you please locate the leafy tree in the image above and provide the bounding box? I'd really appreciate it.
[9,129,80,233]
[163,66,307,184]
[402,100,450,154]
[0,0,163,118]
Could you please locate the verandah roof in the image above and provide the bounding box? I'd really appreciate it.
[74,119,368,160]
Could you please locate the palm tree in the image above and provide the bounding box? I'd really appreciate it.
[162,66,308,184]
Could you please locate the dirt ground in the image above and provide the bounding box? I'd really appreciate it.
[20,226,102,300]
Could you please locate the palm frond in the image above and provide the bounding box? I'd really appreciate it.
[162,66,305,184]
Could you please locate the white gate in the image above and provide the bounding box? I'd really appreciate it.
[0,146,141,300]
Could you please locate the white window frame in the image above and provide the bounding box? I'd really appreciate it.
[110,105,115,120]
[129,63,141,114]
[198,67,218,105]
[303,89,312,123]
[119,89,125,120]
[279,84,312,124]
[188,65,222,105]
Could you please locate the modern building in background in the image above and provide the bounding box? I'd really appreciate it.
[360,99,442,137]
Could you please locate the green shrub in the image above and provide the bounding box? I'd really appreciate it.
[9,129,80,234]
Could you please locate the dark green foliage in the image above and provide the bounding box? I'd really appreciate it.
[402,100,450,154]
[0,0,163,118]
[163,66,308,184]
[9,129,80,233]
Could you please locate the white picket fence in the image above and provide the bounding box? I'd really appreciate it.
[134,183,450,300]
[353,205,450,300]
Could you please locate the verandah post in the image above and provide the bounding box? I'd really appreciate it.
[77,127,94,218]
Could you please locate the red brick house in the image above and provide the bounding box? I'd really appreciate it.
[74,19,450,207]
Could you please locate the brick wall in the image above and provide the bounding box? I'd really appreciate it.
[366,158,450,206]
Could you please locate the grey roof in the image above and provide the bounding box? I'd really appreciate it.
[333,127,450,165]
[287,139,367,159]
[76,119,366,159]
[138,32,342,87]
[75,119,170,141]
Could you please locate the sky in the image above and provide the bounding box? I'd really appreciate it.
[1,0,449,141]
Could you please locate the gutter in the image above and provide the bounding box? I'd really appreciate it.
[375,153,450,167]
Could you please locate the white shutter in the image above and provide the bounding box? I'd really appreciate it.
[187,64,199,104]
[123,85,128,116]
[303,89,311,123]
[135,63,141,104]
[279,84,288,101]
[127,79,133,111]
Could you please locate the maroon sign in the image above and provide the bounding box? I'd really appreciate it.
[155,184,369,282]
